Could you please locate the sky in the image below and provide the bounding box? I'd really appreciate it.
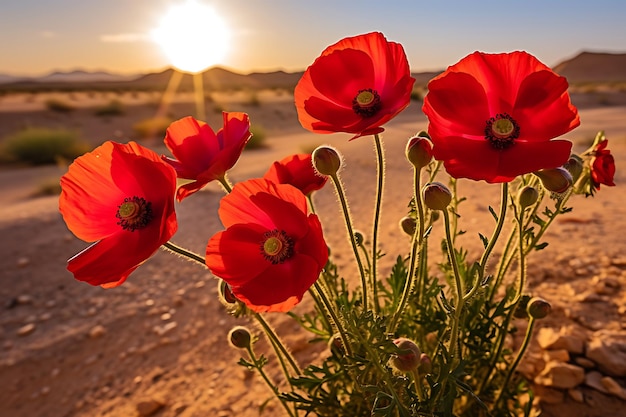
[1,0,626,76]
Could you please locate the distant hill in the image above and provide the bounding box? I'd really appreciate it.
[553,51,626,84]
[35,70,139,83]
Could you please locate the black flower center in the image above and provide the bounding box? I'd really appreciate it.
[116,196,153,231]
[484,113,520,150]
[260,229,294,264]
[352,89,382,118]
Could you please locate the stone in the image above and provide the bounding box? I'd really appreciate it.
[17,294,33,304]
[88,325,106,339]
[17,323,36,337]
[536,327,584,354]
[574,357,596,368]
[136,399,165,416]
[584,371,609,393]
[586,333,626,377]
[567,388,584,403]
[600,376,626,400]
[533,385,564,404]
[543,349,570,363]
[534,361,585,389]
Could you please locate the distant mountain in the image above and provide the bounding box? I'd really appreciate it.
[0,73,24,84]
[35,70,139,83]
[553,51,626,83]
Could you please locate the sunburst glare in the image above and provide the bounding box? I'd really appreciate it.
[152,1,231,74]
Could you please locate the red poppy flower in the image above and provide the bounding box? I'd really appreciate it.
[59,141,178,287]
[295,31,415,139]
[423,51,580,183]
[162,112,252,201]
[591,139,616,188]
[263,153,328,196]
[205,178,328,312]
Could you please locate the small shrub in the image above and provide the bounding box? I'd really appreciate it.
[246,92,261,107]
[132,116,173,140]
[410,89,423,101]
[45,98,75,113]
[246,125,267,150]
[94,99,125,116]
[0,127,90,165]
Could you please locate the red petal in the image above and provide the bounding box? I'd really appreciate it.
[205,224,270,286]
[231,254,321,312]
[163,116,217,177]
[295,214,329,269]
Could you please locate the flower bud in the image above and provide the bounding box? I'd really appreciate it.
[399,216,417,236]
[534,167,573,194]
[228,326,252,349]
[406,135,433,169]
[312,146,342,176]
[563,154,584,183]
[527,297,551,319]
[422,182,452,211]
[419,353,432,374]
[517,186,539,209]
[218,279,238,305]
[390,338,421,372]
[354,231,364,247]
[328,334,345,357]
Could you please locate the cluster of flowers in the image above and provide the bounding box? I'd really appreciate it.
[59,32,615,414]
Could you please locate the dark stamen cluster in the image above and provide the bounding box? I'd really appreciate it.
[260,229,294,264]
[484,113,520,150]
[116,196,153,231]
[352,89,382,118]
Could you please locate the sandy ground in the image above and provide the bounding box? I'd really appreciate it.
[0,90,625,417]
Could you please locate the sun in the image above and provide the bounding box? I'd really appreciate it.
[152,1,231,73]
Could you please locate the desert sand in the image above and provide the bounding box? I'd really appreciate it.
[0,89,625,417]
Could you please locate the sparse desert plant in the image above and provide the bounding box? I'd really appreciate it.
[246,124,267,149]
[0,127,90,165]
[32,177,63,197]
[410,88,423,101]
[94,99,125,116]
[246,92,261,107]
[132,116,174,140]
[45,98,75,113]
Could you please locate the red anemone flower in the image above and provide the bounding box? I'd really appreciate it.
[591,139,616,189]
[295,31,415,139]
[162,112,252,201]
[423,51,580,183]
[263,153,328,196]
[205,178,328,312]
[59,141,178,287]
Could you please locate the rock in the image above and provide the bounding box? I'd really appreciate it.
[543,349,570,363]
[17,323,36,337]
[136,398,165,416]
[567,388,584,403]
[536,327,585,354]
[17,294,33,304]
[584,371,609,393]
[16,257,30,267]
[586,333,626,376]
[574,357,596,368]
[153,321,177,336]
[89,325,106,339]
[600,376,626,400]
[533,385,564,404]
[534,361,585,389]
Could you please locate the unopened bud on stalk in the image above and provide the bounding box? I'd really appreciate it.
[399,216,417,236]
[534,167,573,194]
[563,154,584,183]
[312,146,342,176]
[422,182,452,211]
[406,134,433,169]
[218,279,238,305]
[354,231,364,247]
[390,338,422,372]
[419,353,432,374]
[527,297,551,319]
[228,326,252,349]
[517,186,539,209]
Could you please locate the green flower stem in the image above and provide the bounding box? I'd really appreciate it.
[308,287,334,334]
[313,281,354,357]
[306,194,317,214]
[162,241,206,266]
[371,134,385,314]
[443,209,465,363]
[329,172,369,311]
[253,312,301,376]
[410,369,426,403]
[218,175,233,193]
[492,316,537,411]
[244,345,298,417]
[510,205,527,306]
[464,182,508,302]
[389,164,425,333]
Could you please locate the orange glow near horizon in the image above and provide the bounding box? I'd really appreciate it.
[151,1,231,74]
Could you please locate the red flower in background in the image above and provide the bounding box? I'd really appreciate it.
[162,113,252,201]
[206,179,328,312]
[263,153,327,196]
[591,139,616,188]
[295,32,415,139]
[59,141,178,287]
[423,51,580,183]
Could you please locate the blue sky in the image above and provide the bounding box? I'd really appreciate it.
[1,0,625,76]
